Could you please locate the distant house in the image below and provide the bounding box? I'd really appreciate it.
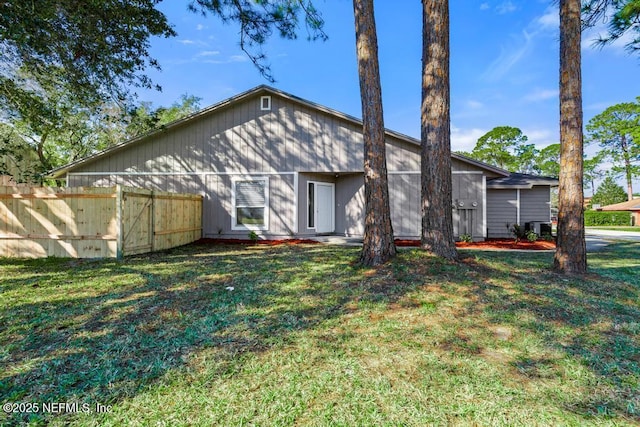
[600,199,640,226]
[48,85,557,241]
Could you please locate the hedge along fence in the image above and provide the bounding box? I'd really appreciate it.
[0,186,202,258]
[584,210,632,226]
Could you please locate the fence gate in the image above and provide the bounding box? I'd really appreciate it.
[120,190,154,256]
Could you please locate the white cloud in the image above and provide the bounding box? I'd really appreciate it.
[197,50,220,57]
[522,128,557,147]
[451,126,487,152]
[480,3,490,11]
[196,24,207,31]
[523,88,558,102]
[178,39,196,45]
[201,54,250,65]
[482,6,558,82]
[466,100,484,109]
[536,8,558,30]
[496,1,516,14]
[482,30,533,80]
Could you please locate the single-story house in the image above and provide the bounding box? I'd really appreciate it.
[48,85,557,241]
[600,199,640,226]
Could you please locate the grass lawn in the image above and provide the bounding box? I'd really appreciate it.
[1,241,639,426]
[587,226,640,233]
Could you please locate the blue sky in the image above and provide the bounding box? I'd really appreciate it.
[137,0,639,189]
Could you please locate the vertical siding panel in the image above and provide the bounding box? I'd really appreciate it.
[486,190,517,238]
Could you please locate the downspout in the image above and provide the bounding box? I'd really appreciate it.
[516,189,521,225]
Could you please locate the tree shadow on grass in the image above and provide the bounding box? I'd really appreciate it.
[460,242,640,422]
[0,243,418,425]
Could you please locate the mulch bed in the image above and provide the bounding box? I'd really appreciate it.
[395,238,556,250]
[197,238,555,250]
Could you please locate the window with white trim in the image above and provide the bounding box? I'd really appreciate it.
[260,96,271,111]
[233,178,269,229]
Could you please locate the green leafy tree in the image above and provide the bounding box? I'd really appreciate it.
[420,0,457,261]
[124,94,202,139]
[469,126,539,173]
[0,1,176,121]
[0,124,41,183]
[583,152,606,195]
[589,176,628,207]
[585,99,640,200]
[536,143,560,177]
[583,0,640,52]
[554,0,587,275]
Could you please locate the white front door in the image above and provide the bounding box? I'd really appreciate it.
[315,183,334,233]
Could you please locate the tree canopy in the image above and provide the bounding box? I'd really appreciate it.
[466,126,539,173]
[536,143,560,177]
[586,98,640,200]
[0,1,176,119]
[589,176,628,207]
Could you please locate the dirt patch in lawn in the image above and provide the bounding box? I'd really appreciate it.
[395,238,556,251]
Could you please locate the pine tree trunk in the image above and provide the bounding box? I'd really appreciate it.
[420,0,458,261]
[353,0,396,266]
[554,0,587,274]
[622,136,634,200]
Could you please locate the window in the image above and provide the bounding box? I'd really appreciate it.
[308,182,315,228]
[233,178,268,229]
[260,96,271,111]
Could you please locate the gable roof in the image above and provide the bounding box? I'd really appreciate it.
[601,198,640,211]
[486,172,559,189]
[48,85,510,179]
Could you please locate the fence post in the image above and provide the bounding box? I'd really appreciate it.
[116,185,123,259]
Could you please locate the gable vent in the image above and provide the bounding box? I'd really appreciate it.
[260,96,271,111]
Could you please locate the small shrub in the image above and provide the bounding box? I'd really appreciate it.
[248,230,259,242]
[459,234,473,243]
[541,233,554,241]
[506,223,526,242]
[526,230,538,242]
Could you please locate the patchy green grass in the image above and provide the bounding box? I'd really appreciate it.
[1,242,639,426]
[587,226,640,233]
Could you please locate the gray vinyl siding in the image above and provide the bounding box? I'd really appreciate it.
[486,190,518,238]
[71,93,419,177]
[64,88,555,241]
[485,187,551,238]
[297,173,336,236]
[71,94,358,175]
[389,174,420,237]
[520,186,551,223]
[335,174,365,237]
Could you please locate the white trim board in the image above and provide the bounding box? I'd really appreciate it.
[387,171,484,175]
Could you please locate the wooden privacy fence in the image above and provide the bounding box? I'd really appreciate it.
[0,185,202,258]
